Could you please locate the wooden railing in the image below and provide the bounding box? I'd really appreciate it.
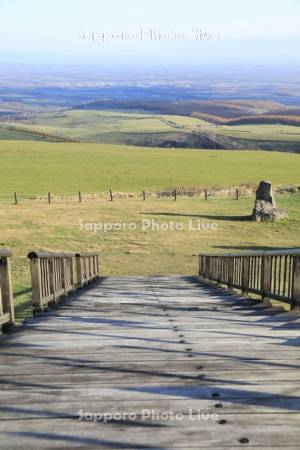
[199,249,300,309]
[0,248,15,328]
[28,251,99,311]
[75,252,100,287]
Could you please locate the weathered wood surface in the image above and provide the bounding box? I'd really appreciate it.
[0,275,300,449]
[199,249,300,307]
[0,248,14,327]
[28,251,99,310]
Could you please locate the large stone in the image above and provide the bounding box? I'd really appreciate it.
[252,181,288,222]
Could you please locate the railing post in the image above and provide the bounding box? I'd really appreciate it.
[54,257,60,299]
[70,256,75,288]
[84,256,88,282]
[200,255,204,277]
[218,257,221,283]
[29,256,43,311]
[0,253,15,326]
[76,254,83,287]
[89,256,92,279]
[94,255,97,277]
[48,257,56,301]
[198,255,202,276]
[241,256,250,295]
[228,257,234,289]
[62,256,67,295]
[205,256,210,279]
[262,254,272,300]
[96,254,100,276]
[205,256,209,279]
[291,255,300,309]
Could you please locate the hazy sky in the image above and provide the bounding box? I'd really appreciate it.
[0,0,299,65]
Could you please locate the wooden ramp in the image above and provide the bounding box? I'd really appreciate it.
[0,276,300,449]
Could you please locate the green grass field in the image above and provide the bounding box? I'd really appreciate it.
[218,123,300,141]
[0,127,46,141]
[0,110,182,142]
[0,138,299,320]
[1,194,300,321]
[0,140,300,195]
[1,109,300,149]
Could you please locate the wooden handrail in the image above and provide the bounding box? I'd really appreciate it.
[28,251,75,311]
[199,249,300,309]
[0,248,13,258]
[75,252,100,287]
[28,251,99,312]
[0,248,15,328]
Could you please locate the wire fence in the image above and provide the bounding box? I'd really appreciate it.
[0,186,299,205]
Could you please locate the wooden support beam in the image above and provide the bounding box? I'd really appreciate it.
[292,255,300,309]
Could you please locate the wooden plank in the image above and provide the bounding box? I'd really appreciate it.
[1,382,300,405]
[0,275,299,449]
[0,370,300,387]
[1,358,300,374]
[0,313,10,326]
[1,415,300,449]
[1,396,300,419]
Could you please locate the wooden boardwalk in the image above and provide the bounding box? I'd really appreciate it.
[0,275,300,449]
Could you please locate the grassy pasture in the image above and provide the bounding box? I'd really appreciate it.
[0,126,46,141]
[218,124,300,141]
[1,194,299,320]
[0,138,299,319]
[0,140,300,195]
[1,110,180,140]
[1,109,300,149]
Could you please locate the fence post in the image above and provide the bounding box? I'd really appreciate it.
[228,257,234,289]
[14,192,18,205]
[0,253,15,325]
[142,190,146,201]
[29,257,43,311]
[70,256,75,288]
[79,191,82,203]
[216,257,221,283]
[204,189,208,201]
[206,256,211,280]
[75,254,83,287]
[62,257,67,295]
[236,188,239,200]
[291,255,300,309]
[173,189,177,201]
[48,192,51,204]
[48,257,56,302]
[241,256,250,295]
[198,255,202,276]
[109,190,113,201]
[96,254,100,276]
[261,254,272,300]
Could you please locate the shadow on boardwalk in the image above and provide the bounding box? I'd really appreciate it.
[0,275,299,449]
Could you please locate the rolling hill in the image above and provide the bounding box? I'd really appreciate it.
[1,106,300,152]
